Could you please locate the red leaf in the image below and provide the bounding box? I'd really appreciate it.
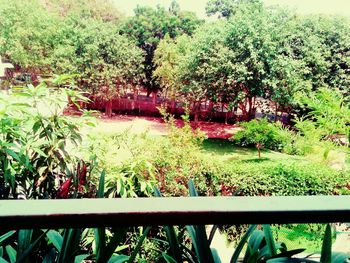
[78,162,87,186]
[57,177,72,199]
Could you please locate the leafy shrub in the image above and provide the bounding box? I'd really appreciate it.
[83,131,155,198]
[218,161,349,196]
[289,88,350,158]
[0,80,94,199]
[232,119,290,158]
[119,110,209,196]
[296,88,350,139]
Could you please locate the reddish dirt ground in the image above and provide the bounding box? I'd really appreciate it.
[96,114,240,139]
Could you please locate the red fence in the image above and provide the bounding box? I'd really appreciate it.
[87,94,234,122]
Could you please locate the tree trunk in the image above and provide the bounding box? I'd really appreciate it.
[208,101,214,112]
[274,102,278,122]
[257,143,261,158]
[170,97,176,111]
[105,100,113,117]
[152,92,157,105]
[194,102,200,123]
[233,106,238,121]
[134,88,138,102]
[247,97,253,120]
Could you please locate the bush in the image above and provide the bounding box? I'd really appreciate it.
[83,131,156,198]
[0,81,94,199]
[218,161,349,196]
[288,88,350,158]
[232,119,290,158]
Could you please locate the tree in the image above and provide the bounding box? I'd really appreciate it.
[205,0,262,18]
[56,18,144,117]
[0,0,60,74]
[301,16,350,101]
[233,119,281,158]
[39,0,123,22]
[0,0,124,77]
[154,35,179,109]
[169,0,180,15]
[121,4,203,100]
[175,21,236,122]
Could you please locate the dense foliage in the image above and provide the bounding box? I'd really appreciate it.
[0,79,95,199]
[1,0,349,120]
[0,0,349,261]
[154,1,350,121]
[232,119,285,158]
[121,4,203,96]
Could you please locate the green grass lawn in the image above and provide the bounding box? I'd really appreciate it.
[202,138,349,170]
[201,138,307,163]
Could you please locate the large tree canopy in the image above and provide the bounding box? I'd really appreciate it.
[0,0,349,121]
[121,3,203,94]
[206,0,262,18]
[0,0,60,71]
[39,0,123,22]
[154,0,350,121]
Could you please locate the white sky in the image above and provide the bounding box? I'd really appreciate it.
[113,0,350,18]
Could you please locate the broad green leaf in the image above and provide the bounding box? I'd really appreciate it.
[331,252,349,263]
[188,179,198,197]
[107,255,129,263]
[249,230,264,252]
[193,224,214,263]
[162,253,178,263]
[211,248,222,263]
[94,228,105,263]
[153,187,162,197]
[320,224,332,263]
[46,230,63,251]
[154,187,182,262]
[17,230,48,263]
[5,246,16,263]
[103,228,128,263]
[186,226,199,257]
[208,225,218,246]
[243,230,265,262]
[42,248,56,263]
[97,170,106,198]
[164,226,182,262]
[32,148,48,158]
[17,230,33,260]
[4,149,20,162]
[0,231,15,244]
[230,225,257,263]
[58,229,82,263]
[263,225,277,257]
[247,251,259,263]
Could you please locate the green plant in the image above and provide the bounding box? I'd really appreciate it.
[155,181,350,263]
[232,119,288,158]
[219,161,349,197]
[0,78,95,199]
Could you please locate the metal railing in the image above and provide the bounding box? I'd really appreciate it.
[0,196,349,229]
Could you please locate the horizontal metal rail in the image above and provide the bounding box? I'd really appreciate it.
[0,196,349,229]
